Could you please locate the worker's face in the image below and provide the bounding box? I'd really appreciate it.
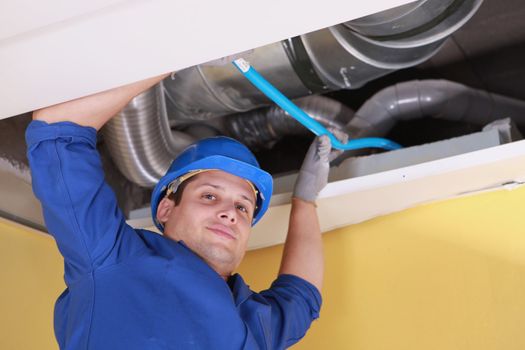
[156,170,256,278]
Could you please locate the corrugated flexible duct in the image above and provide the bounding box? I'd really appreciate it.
[102,83,195,187]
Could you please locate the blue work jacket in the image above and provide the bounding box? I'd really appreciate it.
[26,120,321,350]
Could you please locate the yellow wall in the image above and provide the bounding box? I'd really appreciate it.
[237,187,525,350]
[2,186,525,349]
[0,219,64,350]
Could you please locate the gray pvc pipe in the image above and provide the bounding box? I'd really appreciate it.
[348,80,525,137]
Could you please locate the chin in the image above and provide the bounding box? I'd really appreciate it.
[197,243,237,268]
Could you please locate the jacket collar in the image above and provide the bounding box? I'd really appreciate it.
[228,273,253,306]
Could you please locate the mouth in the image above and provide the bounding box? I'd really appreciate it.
[206,224,236,240]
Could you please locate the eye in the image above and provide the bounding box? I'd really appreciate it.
[201,193,216,201]
[235,204,248,213]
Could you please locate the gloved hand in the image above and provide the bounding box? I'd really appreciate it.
[202,49,254,67]
[293,130,348,203]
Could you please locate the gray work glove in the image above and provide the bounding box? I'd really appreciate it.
[293,130,348,203]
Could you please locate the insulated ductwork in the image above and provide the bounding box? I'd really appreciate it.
[227,95,354,149]
[348,80,525,138]
[103,0,485,188]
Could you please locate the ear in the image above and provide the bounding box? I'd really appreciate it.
[156,197,176,226]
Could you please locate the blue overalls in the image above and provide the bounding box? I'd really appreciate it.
[26,120,321,350]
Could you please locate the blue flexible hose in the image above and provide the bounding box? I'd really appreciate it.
[232,58,402,151]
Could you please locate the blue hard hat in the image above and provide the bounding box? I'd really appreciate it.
[151,136,273,232]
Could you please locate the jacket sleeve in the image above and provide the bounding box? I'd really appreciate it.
[26,120,145,284]
[259,273,322,349]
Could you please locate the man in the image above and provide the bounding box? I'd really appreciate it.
[26,71,339,349]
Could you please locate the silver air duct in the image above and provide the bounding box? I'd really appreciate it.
[163,0,483,123]
[311,0,483,86]
[103,0,485,188]
[102,83,195,187]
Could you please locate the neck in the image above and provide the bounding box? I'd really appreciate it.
[208,262,232,281]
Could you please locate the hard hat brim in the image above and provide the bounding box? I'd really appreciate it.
[151,155,273,232]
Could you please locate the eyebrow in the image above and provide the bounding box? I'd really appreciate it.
[199,183,255,206]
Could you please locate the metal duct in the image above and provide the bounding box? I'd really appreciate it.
[104,0,484,188]
[227,95,354,149]
[163,0,483,123]
[102,83,195,187]
[348,79,525,138]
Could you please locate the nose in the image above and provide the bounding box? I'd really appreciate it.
[217,205,237,224]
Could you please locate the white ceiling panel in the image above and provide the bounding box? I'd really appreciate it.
[0,0,411,118]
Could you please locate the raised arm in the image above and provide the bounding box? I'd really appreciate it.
[279,135,342,291]
[280,197,324,290]
[26,73,169,284]
[33,73,169,129]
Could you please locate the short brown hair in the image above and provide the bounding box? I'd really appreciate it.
[166,174,199,206]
